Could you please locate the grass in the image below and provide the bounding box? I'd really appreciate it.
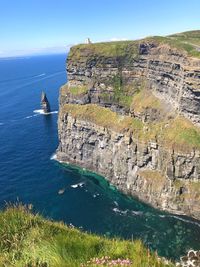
[61,103,200,153]
[61,103,143,133]
[162,117,200,152]
[69,86,88,95]
[105,75,134,109]
[68,30,200,63]
[61,83,89,96]
[68,40,139,61]
[168,30,200,57]
[99,76,146,110]
[0,205,175,267]
[131,88,162,113]
[173,179,200,211]
[138,170,166,191]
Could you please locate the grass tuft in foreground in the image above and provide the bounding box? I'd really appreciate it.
[0,205,175,267]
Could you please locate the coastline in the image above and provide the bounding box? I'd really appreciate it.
[55,151,200,223]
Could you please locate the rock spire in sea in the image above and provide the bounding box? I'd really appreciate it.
[41,91,51,113]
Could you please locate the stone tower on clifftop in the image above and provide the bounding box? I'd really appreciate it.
[86,38,92,44]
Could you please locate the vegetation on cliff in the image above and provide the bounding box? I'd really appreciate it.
[68,30,200,62]
[62,103,200,153]
[0,205,174,267]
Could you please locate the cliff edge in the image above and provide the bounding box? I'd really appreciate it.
[57,31,200,220]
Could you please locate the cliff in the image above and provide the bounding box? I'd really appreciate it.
[57,31,200,219]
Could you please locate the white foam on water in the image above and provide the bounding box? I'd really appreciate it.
[169,215,200,227]
[25,114,39,119]
[159,214,200,227]
[50,153,57,160]
[23,110,58,121]
[33,109,58,115]
[33,109,46,114]
[58,188,65,195]
[112,206,143,217]
[35,73,46,78]
[113,201,119,206]
[93,193,100,198]
[112,207,128,215]
[131,211,143,216]
[71,182,84,189]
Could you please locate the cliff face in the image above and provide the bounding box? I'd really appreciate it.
[57,33,200,219]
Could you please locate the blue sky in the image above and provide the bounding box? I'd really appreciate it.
[1,0,200,57]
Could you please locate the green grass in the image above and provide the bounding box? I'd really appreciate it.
[69,86,88,95]
[68,40,139,61]
[110,76,137,108]
[131,87,162,113]
[68,30,200,63]
[61,103,143,133]
[0,205,175,267]
[61,84,88,96]
[99,76,145,109]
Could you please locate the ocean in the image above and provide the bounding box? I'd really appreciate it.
[0,54,200,259]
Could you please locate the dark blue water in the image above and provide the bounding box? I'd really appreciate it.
[0,54,200,260]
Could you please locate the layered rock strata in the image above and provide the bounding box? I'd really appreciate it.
[57,37,200,219]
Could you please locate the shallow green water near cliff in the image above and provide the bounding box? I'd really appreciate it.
[51,161,200,260]
[0,54,200,260]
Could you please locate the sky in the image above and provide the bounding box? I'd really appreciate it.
[1,0,200,57]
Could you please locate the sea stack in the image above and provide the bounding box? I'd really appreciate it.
[41,91,51,113]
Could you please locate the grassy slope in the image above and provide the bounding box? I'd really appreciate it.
[169,30,200,56]
[0,205,174,267]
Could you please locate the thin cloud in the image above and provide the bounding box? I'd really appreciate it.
[109,37,129,41]
[0,44,73,58]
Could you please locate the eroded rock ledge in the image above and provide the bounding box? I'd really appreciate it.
[57,34,200,219]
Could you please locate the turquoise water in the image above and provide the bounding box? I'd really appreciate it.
[0,54,200,260]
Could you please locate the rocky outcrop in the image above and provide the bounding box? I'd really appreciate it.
[57,36,200,219]
[41,91,51,113]
[177,249,200,267]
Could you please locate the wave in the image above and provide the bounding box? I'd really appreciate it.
[71,182,84,189]
[159,214,200,227]
[0,73,46,85]
[58,188,65,195]
[33,109,58,115]
[22,109,58,121]
[131,210,143,216]
[93,193,100,198]
[24,114,39,119]
[50,154,57,160]
[0,71,65,93]
[0,123,4,126]
[112,207,128,215]
[112,206,143,217]
[35,73,46,78]
[113,201,119,206]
